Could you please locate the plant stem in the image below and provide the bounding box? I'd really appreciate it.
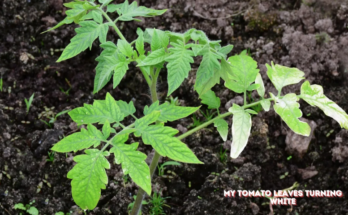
[178,98,273,140]
[131,67,160,215]
[98,9,127,42]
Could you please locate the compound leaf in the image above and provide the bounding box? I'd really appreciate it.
[136,124,202,164]
[117,0,167,21]
[165,40,194,95]
[214,119,228,141]
[144,101,199,122]
[225,54,259,94]
[200,90,220,109]
[272,93,310,136]
[194,44,221,90]
[300,81,348,129]
[52,124,105,152]
[110,140,151,195]
[266,62,305,93]
[58,21,108,62]
[229,104,252,159]
[69,93,123,125]
[67,149,110,210]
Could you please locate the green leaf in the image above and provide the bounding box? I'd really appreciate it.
[110,140,151,195]
[65,4,87,23]
[144,101,199,122]
[117,39,133,58]
[219,58,235,81]
[272,93,311,136]
[94,50,128,93]
[116,1,167,22]
[245,109,258,115]
[14,203,26,210]
[224,54,259,94]
[67,149,110,210]
[69,93,124,125]
[42,17,74,33]
[27,207,39,215]
[137,48,166,67]
[218,45,234,56]
[117,100,136,117]
[194,44,221,90]
[134,111,161,136]
[112,61,128,89]
[246,84,260,91]
[165,40,194,95]
[136,28,145,55]
[229,104,252,159]
[107,3,122,13]
[300,81,348,129]
[58,21,108,62]
[200,90,221,109]
[102,121,111,139]
[260,100,271,112]
[255,73,265,97]
[52,124,105,152]
[82,10,103,24]
[196,58,235,96]
[136,124,202,163]
[266,62,305,93]
[214,119,228,141]
[151,29,169,51]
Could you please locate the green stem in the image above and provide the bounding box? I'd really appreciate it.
[131,67,160,215]
[98,8,127,42]
[178,98,273,140]
[244,91,247,106]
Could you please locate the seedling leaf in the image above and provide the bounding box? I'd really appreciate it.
[194,44,221,90]
[137,48,166,67]
[165,40,194,95]
[225,54,259,93]
[67,149,110,210]
[272,93,311,136]
[260,100,271,112]
[52,124,105,152]
[266,62,305,94]
[58,21,109,62]
[94,49,128,93]
[110,141,151,195]
[255,73,265,97]
[229,104,252,158]
[116,0,167,21]
[136,124,203,163]
[117,100,136,117]
[200,90,220,109]
[69,93,123,125]
[144,101,199,122]
[300,81,348,129]
[214,119,228,141]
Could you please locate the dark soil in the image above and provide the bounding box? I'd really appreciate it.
[1,0,348,214]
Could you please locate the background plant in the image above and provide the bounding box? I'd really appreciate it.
[46,0,348,214]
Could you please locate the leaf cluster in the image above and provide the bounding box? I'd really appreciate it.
[52,93,200,209]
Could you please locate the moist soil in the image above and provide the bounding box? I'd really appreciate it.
[1,0,348,214]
